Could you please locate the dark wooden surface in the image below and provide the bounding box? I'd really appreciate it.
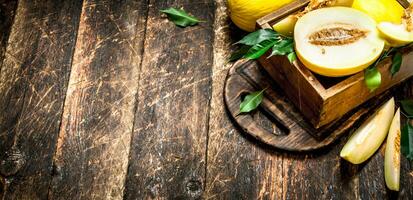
[0,0,412,199]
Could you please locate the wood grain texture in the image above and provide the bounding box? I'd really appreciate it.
[123,0,215,199]
[322,52,413,127]
[0,0,410,199]
[279,144,360,200]
[259,56,325,127]
[48,0,148,199]
[0,0,17,70]
[0,0,82,199]
[205,1,285,198]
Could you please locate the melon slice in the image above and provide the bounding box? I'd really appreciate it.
[294,7,385,77]
[377,4,413,47]
[378,23,413,46]
[384,108,401,191]
[340,98,395,164]
[273,15,297,37]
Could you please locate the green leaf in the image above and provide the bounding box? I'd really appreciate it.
[269,38,294,57]
[235,29,278,46]
[239,89,265,114]
[401,100,413,116]
[229,45,250,62]
[244,39,278,60]
[364,67,381,92]
[160,8,202,27]
[287,52,297,63]
[401,122,413,160]
[232,29,296,61]
[390,52,402,76]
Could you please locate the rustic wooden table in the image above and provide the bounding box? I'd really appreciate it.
[0,0,412,199]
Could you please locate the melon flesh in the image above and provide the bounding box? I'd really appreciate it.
[384,108,401,191]
[294,7,385,77]
[377,4,413,47]
[378,23,413,46]
[340,98,395,164]
[273,15,297,37]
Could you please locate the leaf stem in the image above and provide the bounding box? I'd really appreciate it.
[401,110,413,119]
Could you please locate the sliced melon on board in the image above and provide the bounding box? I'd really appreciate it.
[294,7,384,77]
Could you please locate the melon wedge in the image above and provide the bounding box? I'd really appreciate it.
[378,23,413,47]
[340,98,395,164]
[377,4,413,47]
[295,7,384,77]
[385,108,401,191]
[273,15,297,37]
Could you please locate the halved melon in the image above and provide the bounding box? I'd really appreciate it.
[294,7,385,77]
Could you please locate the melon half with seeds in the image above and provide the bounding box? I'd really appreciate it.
[294,7,385,77]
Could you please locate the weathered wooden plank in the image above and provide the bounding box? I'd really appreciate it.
[205,1,286,198]
[0,0,17,69]
[123,0,215,199]
[280,145,359,200]
[48,0,148,199]
[357,144,388,199]
[0,0,82,199]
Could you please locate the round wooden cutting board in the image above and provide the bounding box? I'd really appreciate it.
[223,59,393,151]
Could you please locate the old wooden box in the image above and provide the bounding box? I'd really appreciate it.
[257,0,413,128]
